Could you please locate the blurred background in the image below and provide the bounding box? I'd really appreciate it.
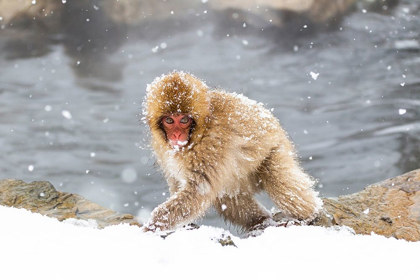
[0,0,419,229]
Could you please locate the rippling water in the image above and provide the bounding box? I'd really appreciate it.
[0,1,419,228]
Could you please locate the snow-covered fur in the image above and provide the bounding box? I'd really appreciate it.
[143,71,322,232]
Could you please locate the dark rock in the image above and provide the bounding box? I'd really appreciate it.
[216,234,237,247]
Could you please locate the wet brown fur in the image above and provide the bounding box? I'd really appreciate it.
[143,71,322,232]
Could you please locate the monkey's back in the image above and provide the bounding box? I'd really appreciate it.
[208,90,293,152]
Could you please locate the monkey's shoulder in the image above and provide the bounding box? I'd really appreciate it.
[210,90,275,117]
[208,90,282,134]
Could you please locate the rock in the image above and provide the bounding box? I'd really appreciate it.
[0,0,398,30]
[358,0,399,12]
[0,0,62,32]
[209,0,357,31]
[210,0,356,27]
[0,179,141,228]
[313,169,420,242]
[210,0,399,31]
[0,0,196,27]
[102,0,196,25]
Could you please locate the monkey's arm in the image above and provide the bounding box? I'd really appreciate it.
[167,176,180,195]
[143,180,214,232]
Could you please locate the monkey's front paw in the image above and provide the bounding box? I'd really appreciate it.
[275,219,303,227]
[142,224,156,233]
[142,221,164,233]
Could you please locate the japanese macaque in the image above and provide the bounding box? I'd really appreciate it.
[142,71,322,233]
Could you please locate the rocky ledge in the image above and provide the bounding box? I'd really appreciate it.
[313,169,420,242]
[1,169,419,242]
[0,179,140,228]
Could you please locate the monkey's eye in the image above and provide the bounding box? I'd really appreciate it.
[180,116,190,124]
[164,117,174,124]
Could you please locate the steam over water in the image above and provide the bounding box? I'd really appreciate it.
[0,0,419,228]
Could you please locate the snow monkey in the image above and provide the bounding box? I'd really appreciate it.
[142,71,322,233]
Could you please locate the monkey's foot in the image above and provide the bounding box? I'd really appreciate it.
[273,211,317,226]
[275,218,306,227]
[183,223,200,230]
[245,217,310,238]
[244,218,278,238]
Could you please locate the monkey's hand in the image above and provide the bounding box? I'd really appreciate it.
[141,222,159,233]
[145,184,214,232]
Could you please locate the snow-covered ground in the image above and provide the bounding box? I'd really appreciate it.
[1,205,418,280]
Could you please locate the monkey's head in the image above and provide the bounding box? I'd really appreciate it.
[144,71,211,149]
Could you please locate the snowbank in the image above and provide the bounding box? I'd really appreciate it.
[1,205,418,280]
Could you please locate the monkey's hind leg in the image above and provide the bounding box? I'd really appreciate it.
[260,150,322,221]
[214,193,275,233]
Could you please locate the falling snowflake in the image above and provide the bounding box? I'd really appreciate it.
[310,72,319,80]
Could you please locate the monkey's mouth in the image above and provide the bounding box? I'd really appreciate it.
[169,140,189,149]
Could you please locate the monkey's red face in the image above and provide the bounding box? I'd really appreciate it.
[161,114,193,148]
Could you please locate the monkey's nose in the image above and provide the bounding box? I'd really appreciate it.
[172,133,181,140]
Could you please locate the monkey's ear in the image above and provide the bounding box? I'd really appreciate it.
[144,71,211,139]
